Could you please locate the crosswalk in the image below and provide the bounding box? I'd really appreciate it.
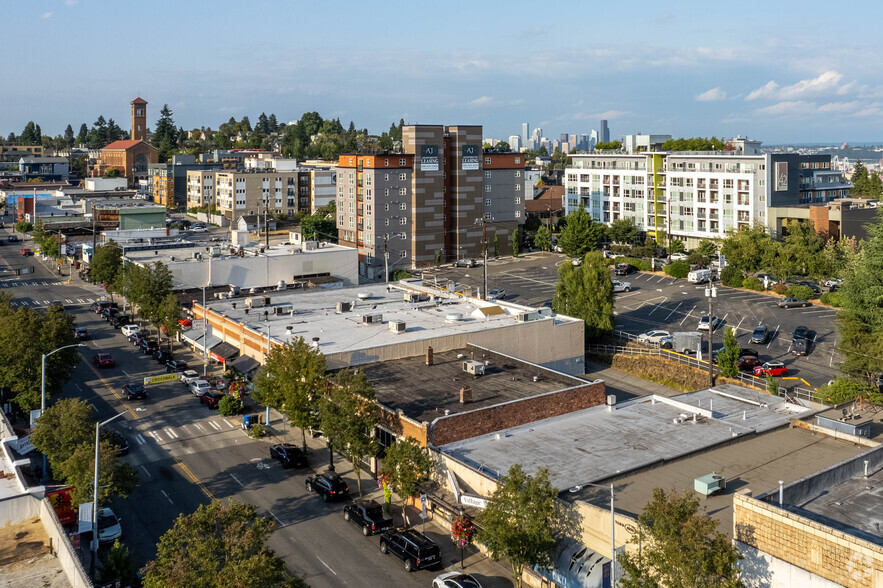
[141,417,239,445]
[0,279,63,288]
[8,296,101,308]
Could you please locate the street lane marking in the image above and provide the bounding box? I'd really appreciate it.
[224,419,236,429]
[316,557,337,576]
[135,434,146,445]
[149,431,163,442]
[267,510,283,526]
[230,473,244,487]
[193,423,206,433]
[175,458,213,499]
[160,490,174,505]
[139,465,152,479]
[664,302,682,322]
[679,306,696,325]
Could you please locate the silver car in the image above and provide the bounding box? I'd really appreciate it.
[612,281,631,293]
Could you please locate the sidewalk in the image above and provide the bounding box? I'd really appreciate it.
[259,413,516,586]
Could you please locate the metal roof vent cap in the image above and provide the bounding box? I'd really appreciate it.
[357,292,372,300]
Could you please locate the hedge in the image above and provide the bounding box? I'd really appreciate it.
[664,260,690,279]
[742,277,763,291]
[720,265,744,288]
[771,283,787,295]
[610,257,652,271]
[820,291,844,307]
[785,285,814,300]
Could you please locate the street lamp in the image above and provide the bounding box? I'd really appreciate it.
[41,343,86,482]
[575,482,616,580]
[705,285,717,387]
[91,410,128,575]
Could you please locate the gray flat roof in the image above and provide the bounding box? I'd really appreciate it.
[796,466,883,543]
[439,384,811,490]
[360,348,585,423]
[123,240,351,262]
[201,283,574,359]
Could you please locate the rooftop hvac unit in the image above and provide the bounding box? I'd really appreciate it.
[389,320,406,333]
[362,313,383,325]
[462,360,485,376]
[273,305,293,315]
[538,307,553,317]
[693,473,726,496]
[404,292,428,303]
[336,301,352,313]
[515,311,539,323]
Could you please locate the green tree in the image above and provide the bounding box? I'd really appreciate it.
[780,220,824,277]
[153,104,178,161]
[717,328,740,378]
[512,228,520,258]
[557,205,606,256]
[814,377,882,405]
[319,369,380,497]
[253,337,327,448]
[618,488,744,588]
[99,540,139,586]
[720,224,773,273]
[594,140,622,150]
[89,241,123,288]
[41,235,60,257]
[144,499,304,588]
[494,140,510,151]
[476,465,562,588]
[553,251,615,340]
[32,219,46,242]
[60,439,138,508]
[31,398,93,473]
[851,161,869,196]
[493,233,500,258]
[76,123,88,145]
[380,437,433,522]
[435,249,442,268]
[15,220,33,234]
[63,124,75,148]
[523,213,542,233]
[609,217,639,244]
[669,238,686,255]
[535,225,552,252]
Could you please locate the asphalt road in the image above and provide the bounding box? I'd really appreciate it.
[2,230,513,586]
[424,252,841,390]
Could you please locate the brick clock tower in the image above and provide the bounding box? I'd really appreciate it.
[130,97,147,142]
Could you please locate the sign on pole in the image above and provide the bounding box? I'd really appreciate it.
[144,373,179,385]
[420,493,427,519]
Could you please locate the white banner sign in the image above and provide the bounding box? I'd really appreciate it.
[460,494,488,509]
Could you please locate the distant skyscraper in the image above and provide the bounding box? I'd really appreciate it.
[568,135,578,151]
[509,135,522,151]
[590,130,598,149]
[521,122,530,146]
[532,127,543,143]
[560,133,569,145]
[579,134,589,151]
[600,120,610,143]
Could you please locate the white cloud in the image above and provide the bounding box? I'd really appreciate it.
[754,101,814,116]
[746,80,779,101]
[696,87,727,102]
[747,71,849,101]
[41,11,53,19]
[65,0,78,5]
[468,96,494,107]
[816,101,860,114]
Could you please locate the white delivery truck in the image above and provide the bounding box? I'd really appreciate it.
[662,331,704,354]
[688,268,713,284]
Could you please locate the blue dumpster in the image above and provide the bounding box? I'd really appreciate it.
[243,414,257,429]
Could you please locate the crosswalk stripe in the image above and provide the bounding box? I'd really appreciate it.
[149,431,162,442]
[224,419,235,429]
[164,427,178,439]
[135,434,146,445]
[193,423,205,433]
[208,421,221,431]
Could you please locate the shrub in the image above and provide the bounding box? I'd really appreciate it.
[742,277,763,291]
[814,377,882,406]
[389,269,412,281]
[765,374,779,395]
[614,257,652,271]
[785,285,814,300]
[664,260,690,279]
[771,283,787,295]
[820,291,844,307]
[248,423,266,438]
[218,395,243,416]
[720,265,744,288]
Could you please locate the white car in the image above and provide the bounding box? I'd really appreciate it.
[190,380,211,396]
[637,330,671,345]
[571,257,582,266]
[121,324,140,337]
[698,315,721,331]
[612,281,631,293]
[179,370,201,386]
[190,225,208,233]
[433,572,482,588]
[487,289,505,301]
[670,252,688,261]
[97,507,122,543]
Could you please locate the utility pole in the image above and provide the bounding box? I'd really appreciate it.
[705,285,717,387]
[384,235,389,284]
[91,202,96,253]
[482,218,488,299]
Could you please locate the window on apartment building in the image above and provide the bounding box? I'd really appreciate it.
[384,159,389,166]
[515,170,521,177]
[515,197,521,204]
[399,158,406,166]
[485,185,491,192]
[400,203,406,210]
[485,212,492,221]
[485,171,492,178]
[384,203,389,211]
[399,173,407,181]
[348,158,355,165]
[399,188,406,195]
[384,174,389,181]
[400,232,406,239]
[514,211,521,218]
[400,217,407,225]
[515,157,521,164]
[384,219,389,226]
[384,188,389,196]
[485,157,491,165]
[515,184,521,191]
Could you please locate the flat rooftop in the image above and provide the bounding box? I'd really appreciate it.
[577,427,866,539]
[123,239,352,262]
[815,403,883,440]
[361,348,585,423]
[796,466,883,543]
[203,283,574,359]
[439,384,811,489]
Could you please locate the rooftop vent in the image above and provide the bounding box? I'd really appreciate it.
[362,313,382,325]
[389,320,406,333]
[462,360,485,376]
[445,313,463,323]
[357,292,372,300]
[336,301,352,313]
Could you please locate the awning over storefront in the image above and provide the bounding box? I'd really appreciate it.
[181,328,222,353]
[532,538,613,588]
[210,342,239,363]
[228,355,260,374]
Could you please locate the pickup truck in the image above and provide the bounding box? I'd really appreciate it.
[343,501,394,536]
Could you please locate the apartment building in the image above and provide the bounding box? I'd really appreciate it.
[564,138,849,247]
[337,124,525,278]
[149,155,219,208]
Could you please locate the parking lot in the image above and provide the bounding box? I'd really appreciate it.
[427,253,841,390]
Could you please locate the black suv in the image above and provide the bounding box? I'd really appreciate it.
[379,528,441,572]
[792,326,811,356]
[110,314,131,328]
[305,471,349,502]
[123,383,148,401]
[139,338,159,355]
[269,443,307,468]
[94,301,117,315]
[166,359,188,373]
[343,501,394,536]
[614,263,633,276]
[73,326,89,341]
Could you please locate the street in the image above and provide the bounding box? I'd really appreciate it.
[2,228,514,586]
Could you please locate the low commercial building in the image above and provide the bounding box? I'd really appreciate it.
[18,156,69,182]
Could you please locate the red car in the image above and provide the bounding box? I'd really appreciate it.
[200,391,224,408]
[20,248,33,256]
[92,353,115,368]
[737,356,762,371]
[754,361,789,377]
[178,318,193,327]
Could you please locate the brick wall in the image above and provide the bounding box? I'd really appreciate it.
[428,380,606,446]
[734,493,883,587]
[378,406,428,446]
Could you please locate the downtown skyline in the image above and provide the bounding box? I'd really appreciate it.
[4,0,883,144]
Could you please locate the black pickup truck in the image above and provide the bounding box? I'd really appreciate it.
[343,501,394,536]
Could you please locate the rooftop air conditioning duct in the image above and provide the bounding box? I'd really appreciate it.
[336,301,352,313]
[389,320,406,333]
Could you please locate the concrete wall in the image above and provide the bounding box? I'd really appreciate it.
[38,498,91,588]
[467,316,585,376]
[734,492,883,588]
[737,541,844,588]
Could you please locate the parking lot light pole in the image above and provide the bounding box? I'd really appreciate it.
[705,285,717,387]
[40,343,86,483]
[91,410,128,576]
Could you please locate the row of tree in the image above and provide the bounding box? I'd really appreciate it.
[849,161,883,198]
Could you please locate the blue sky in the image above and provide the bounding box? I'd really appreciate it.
[5,0,883,144]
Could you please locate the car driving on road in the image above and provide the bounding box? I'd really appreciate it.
[269,443,307,468]
[305,471,349,502]
[92,353,115,368]
[122,383,147,401]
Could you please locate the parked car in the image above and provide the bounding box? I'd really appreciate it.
[92,353,115,368]
[669,252,689,261]
[571,257,582,266]
[454,258,476,268]
[778,297,811,309]
[154,348,173,364]
[486,289,505,301]
[754,361,789,377]
[190,380,211,396]
[123,383,148,401]
[433,572,483,588]
[823,278,843,288]
[190,225,208,233]
[792,326,811,356]
[139,338,159,355]
[103,308,120,322]
[49,300,64,309]
[200,390,224,408]
[343,500,394,536]
[166,359,188,373]
[97,508,122,543]
[73,326,89,341]
[379,528,442,572]
[121,325,139,339]
[612,280,631,293]
[737,356,762,372]
[791,280,821,294]
[637,330,671,345]
[93,301,116,314]
[305,471,350,502]
[750,325,769,344]
[7,234,18,242]
[131,333,147,347]
[110,314,131,328]
[101,428,129,457]
[20,248,33,256]
[755,273,779,286]
[179,370,201,386]
[269,443,308,469]
[697,315,721,331]
[614,263,633,276]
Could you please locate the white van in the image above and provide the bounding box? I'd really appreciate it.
[688,268,713,284]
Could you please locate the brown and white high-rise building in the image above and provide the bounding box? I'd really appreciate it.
[337,124,525,279]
